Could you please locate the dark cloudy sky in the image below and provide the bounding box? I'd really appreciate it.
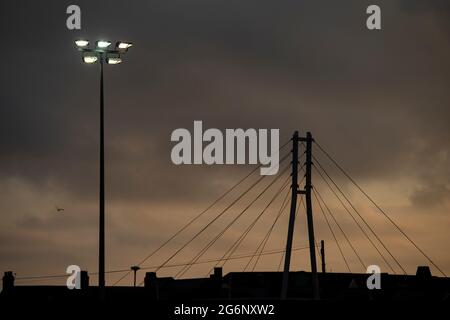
[0,0,449,286]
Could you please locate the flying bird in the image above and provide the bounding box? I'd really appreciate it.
[55,206,65,213]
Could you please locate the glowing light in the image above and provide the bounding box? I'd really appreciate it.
[96,40,111,48]
[75,39,89,47]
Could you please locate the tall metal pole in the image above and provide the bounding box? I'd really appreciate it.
[320,240,326,273]
[99,56,105,293]
[305,132,319,300]
[75,40,133,295]
[281,131,299,299]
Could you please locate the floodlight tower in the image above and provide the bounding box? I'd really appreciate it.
[74,39,133,294]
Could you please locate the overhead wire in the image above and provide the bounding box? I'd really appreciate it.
[313,188,366,270]
[313,188,351,272]
[206,173,292,276]
[14,246,311,284]
[137,152,290,284]
[175,164,291,279]
[276,198,302,272]
[314,140,446,277]
[244,187,291,272]
[112,139,292,285]
[313,160,398,274]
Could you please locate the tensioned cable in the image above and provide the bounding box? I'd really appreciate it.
[141,246,311,272]
[248,161,307,272]
[206,174,292,276]
[20,143,292,287]
[313,161,397,274]
[297,199,323,272]
[315,239,322,272]
[175,164,291,279]
[136,153,291,285]
[314,140,447,277]
[313,188,351,272]
[140,174,266,282]
[277,251,285,272]
[255,196,300,273]
[248,185,301,272]
[299,143,391,271]
[299,163,356,272]
[250,163,307,273]
[243,186,290,272]
[221,160,305,274]
[175,165,290,278]
[16,268,135,282]
[21,141,293,286]
[299,140,393,272]
[302,142,386,274]
[14,246,311,284]
[313,188,366,270]
[112,164,261,285]
[232,178,289,272]
[113,139,291,285]
[313,158,406,273]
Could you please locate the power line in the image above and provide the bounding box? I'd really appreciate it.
[135,153,290,285]
[313,188,366,270]
[247,185,294,272]
[277,198,301,272]
[252,189,300,272]
[314,239,322,272]
[14,246,311,284]
[175,164,291,279]
[143,246,311,273]
[314,140,447,277]
[313,155,406,274]
[251,163,307,273]
[244,189,290,272]
[277,251,285,272]
[312,161,397,274]
[113,140,291,286]
[313,188,351,272]
[301,162,355,273]
[112,162,260,285]
[207,174,292,276]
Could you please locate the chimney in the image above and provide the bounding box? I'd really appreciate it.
[211,267,223,280]
[2,271,14,292]
[144,272,157,287]
[144,272,159,300]
[416,266,432,280]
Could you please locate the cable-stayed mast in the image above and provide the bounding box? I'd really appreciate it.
[281,131,319,300]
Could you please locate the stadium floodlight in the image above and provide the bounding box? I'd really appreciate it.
[75,39,89,48]
[82,54,98,64]
[116,41,133,50]
[73,38,133,294]
[96,40,111,49]
[106,57,122,65]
